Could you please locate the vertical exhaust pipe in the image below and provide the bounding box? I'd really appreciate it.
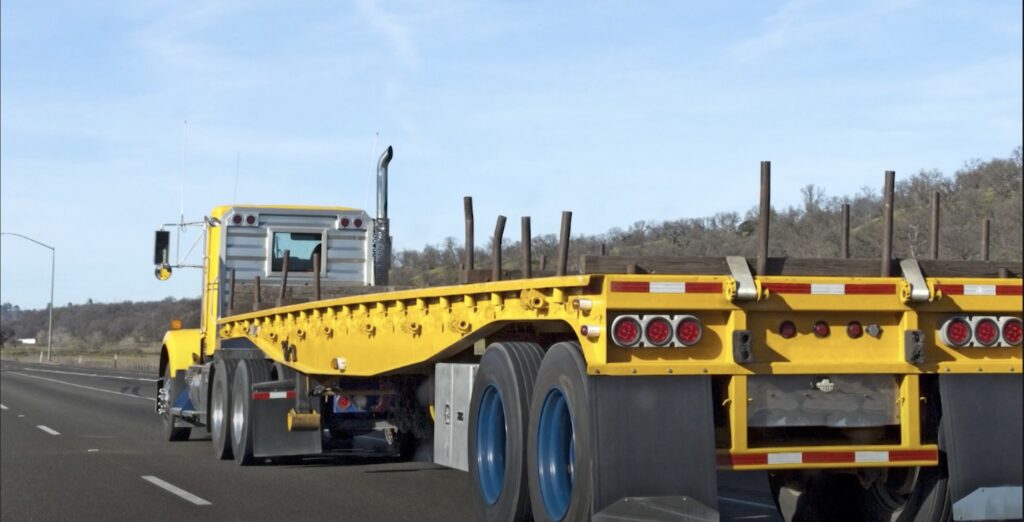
[374,146,394,286]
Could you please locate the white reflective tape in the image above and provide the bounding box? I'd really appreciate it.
[963,285,996,296]
[767,452,802,465]
[37,425,60,436]
[267,391,290,400]
[855,451,889,463]
[649,282,686,294]
[811,284,845,295]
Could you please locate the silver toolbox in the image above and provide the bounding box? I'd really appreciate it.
[433,363,478,471]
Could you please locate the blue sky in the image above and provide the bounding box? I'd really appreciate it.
[1,0,1021,309]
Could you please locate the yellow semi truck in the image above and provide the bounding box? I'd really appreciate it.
[154,148,1022,521]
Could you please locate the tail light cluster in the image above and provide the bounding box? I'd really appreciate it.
[776,320,880,340]
[940,316,1022,348]
[610,314,703,348]
[230,213,258,226]
[338,215,365,229]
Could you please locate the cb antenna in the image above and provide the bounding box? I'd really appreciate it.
[233,151,240,204]
[178,119,188,265]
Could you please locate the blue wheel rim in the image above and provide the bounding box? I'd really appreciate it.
[537,387,574,521]
[476,384,506,505]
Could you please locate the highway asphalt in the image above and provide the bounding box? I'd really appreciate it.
[1,360,781,521]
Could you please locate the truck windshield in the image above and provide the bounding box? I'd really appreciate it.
[271,232,322,272]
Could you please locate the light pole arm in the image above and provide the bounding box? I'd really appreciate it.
[1,231,56,362]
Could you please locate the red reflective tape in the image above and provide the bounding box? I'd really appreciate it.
[843,284,897,295]
[723,454,768,466]
[685,282,723,293]
[803,451,855,464]
[610,282,650,293]
[936,284,964,295]
[889,449,938,462]
[764,283,811,294]
[997,285,1023,296]
[251,391,296,401]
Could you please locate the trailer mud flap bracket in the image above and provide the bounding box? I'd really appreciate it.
[940,374,1023,521]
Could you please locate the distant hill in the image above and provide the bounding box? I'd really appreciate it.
[2,149,1020,351]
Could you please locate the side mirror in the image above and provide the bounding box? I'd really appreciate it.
[154,230,172,281]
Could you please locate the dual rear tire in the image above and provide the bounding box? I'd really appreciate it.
[209,358,274,465]
[469,341,592,522]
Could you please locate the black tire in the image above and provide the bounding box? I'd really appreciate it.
[230,358,273,465]
[468,342,544,522]
[210,358,236,460]
[161,365,191,441]
[527,342,593,522]
[770,464,951,522]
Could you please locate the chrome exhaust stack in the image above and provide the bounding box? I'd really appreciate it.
[374,146,393,285]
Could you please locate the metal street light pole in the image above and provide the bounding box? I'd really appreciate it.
[1,232,55,362]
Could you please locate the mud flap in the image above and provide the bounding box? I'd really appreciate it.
[590,375,719,517]
[940,374,1023,521]
[251,380,321,458]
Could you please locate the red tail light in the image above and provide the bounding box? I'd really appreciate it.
[675,316,703,346]
[846,321,863,339]
[245,215,256,225]
[232,214,243,225]
[644,317,673,346]
[340,218,350,227]
[778,321,797,339]
[1002,318,1023,346]
[941,317,972,347]
[354,218,363,228]
[973,318,999,346]
[813,321,830,338]
[611,316,642,347]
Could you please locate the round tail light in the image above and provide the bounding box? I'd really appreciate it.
[354,218,363,228]
[813,321,830,338]
[644,317,673,346]
[1002,318,1023,346]
[245,215,256,225]
[974,318,999,346]
[941,317,972,347]
[846,321,863,339]
[340,218,350,228]
[778,320,797,339]
[611,316,641,347]
[232,214,243,225]
[675,317,703,346]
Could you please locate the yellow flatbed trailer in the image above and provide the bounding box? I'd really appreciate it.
[155,148,1023,521]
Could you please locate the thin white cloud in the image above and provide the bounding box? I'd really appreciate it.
[731,0,922,62]
[354,0,419,69]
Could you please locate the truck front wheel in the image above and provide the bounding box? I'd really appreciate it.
[160,365,190,441]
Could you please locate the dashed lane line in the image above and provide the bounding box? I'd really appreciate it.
[7,372,155,402]
[20,367,157,382]
[719,496,777,510]
[141,476,212,506]
[0,403,8,410]
[37,425,60,435]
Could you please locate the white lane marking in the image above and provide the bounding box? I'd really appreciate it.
[37,425,60,435]
[17,414,25,418]
[88,449,99,452]
[719,496,777,510]
[0,403,8,410]
[8,372,155,402]
[22,367,157,382]
[141,476,212,506]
